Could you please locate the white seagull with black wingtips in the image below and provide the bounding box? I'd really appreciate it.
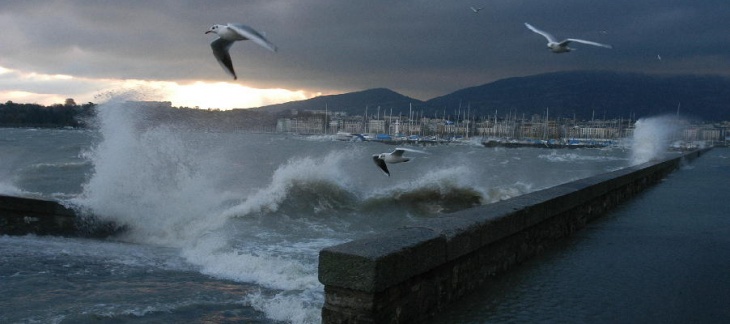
[372,148,426,177]
[205,23,277,80]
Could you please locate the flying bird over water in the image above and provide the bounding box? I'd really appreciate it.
[524,23,612,53]
[372,148,425,177]
[205,23,277,80]
[470,6,484,13]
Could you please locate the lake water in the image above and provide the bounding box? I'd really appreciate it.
[1,102,672,323]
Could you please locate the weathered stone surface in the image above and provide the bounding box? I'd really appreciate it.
[319,227,447,293]
[0,194,121,237]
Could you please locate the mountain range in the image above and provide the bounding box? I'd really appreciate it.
[253,71,730,121]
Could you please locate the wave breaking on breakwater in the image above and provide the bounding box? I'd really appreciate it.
[630,115,682,165]
[35,90,631,323]
[65,96,548,323]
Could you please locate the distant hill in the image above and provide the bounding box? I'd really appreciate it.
[254,71,730,121]
[252,88,424,117]
[426,71,730,121]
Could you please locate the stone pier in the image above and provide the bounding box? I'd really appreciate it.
[318,149,709,323]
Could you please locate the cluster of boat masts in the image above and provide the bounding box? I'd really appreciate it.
[335,131,618,149]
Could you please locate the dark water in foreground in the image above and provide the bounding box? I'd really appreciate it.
[432,148,730,323]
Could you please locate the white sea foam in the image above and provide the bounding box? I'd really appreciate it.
[70,96,351,323]
[219,150,356,219]
[178,220,329,324]
[486,181,533,202]
[630,115,682,165]
[77,101,355,323]
[244,289,322,324]
[175,225,335,324]
[539,151,626,163]
[74,99,233,247]
[180,234,321,291]
[384,165,485,197]
[27,161,91,169]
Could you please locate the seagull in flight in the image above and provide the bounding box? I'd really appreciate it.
[524,23,612,53]
[470,6,484,13]
[372,148,425,177]
[205,23,277,80]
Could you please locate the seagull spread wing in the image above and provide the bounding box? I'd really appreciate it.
[524,23,556,43]
[228,24,278,52]
[565,38,612,49]
[210,38,237,79]
[395,147,428,155]
[372,155,390,176]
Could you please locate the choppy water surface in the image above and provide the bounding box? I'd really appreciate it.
[1,102,662,323]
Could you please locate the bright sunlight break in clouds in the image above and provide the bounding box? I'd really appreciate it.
[0,65,315,109]
[166,82,314,109]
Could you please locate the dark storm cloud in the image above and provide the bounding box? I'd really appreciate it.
[1,0,729,100]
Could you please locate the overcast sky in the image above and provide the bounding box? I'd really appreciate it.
[1,0,729,109]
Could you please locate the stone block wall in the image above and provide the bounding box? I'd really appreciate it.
[0,195,120,237]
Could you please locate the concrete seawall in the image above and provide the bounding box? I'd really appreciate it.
[318,149,709,323]
[0,195,119,237]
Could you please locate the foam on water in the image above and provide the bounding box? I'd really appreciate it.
[182,239,324,323]
[219,150,357,219]
[70,98,352,323]
[362,165,486,214]
[630,115,681,165]
[539,150,627,163]
[180,234,321,291]
[244,289,322,324]
[73,99,232,246]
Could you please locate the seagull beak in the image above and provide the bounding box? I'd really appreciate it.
[205,31,212,34]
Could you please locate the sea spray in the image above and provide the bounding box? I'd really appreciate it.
[180,150,364,324]
[219,150,357,219]
[364,165,485,214]
[0,182,25,196]
[74,98,231,246]
[630,115,682,165]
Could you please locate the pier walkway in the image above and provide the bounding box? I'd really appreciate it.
[432,148,730,323]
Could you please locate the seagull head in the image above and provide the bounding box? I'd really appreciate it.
[205,24,223,35]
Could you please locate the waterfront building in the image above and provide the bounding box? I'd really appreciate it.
[275,108,728,146]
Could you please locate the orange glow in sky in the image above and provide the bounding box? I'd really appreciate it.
[0,66,318,110]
